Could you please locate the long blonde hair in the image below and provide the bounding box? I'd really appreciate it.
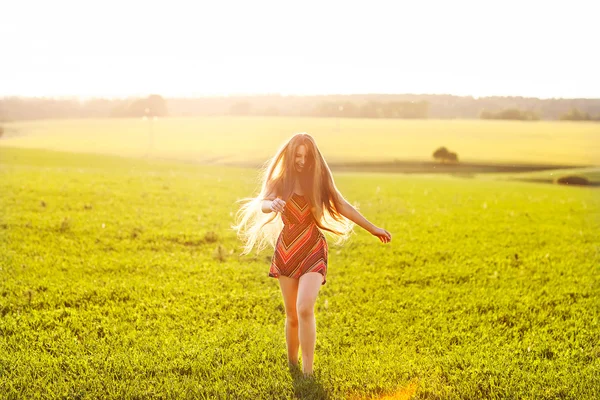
[233,133,354,255]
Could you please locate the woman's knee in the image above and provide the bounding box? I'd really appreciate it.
[297,303,314,320]
[286,313,299,327]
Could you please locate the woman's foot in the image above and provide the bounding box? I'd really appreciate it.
[302,371,314,379]
[288,360,302,378]
[288,361,300,372]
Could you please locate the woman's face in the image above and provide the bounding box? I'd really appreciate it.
[294,144,308,174]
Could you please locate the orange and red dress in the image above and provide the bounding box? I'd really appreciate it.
[268,193,328,285]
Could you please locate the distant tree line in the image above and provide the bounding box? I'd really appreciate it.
[109,95,168,118]
[1,94,599,121]
[481,108,540,121]
[559,108,600,121]
[313,100,429,119]
[0,95,168,121]
[480,107,600,121]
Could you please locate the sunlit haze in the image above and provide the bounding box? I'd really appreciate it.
[1,0,598,99]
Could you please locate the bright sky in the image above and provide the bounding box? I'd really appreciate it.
[1,0,598,99]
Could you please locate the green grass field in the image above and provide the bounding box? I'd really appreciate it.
[1,146,598,399]
[2,117,599,166]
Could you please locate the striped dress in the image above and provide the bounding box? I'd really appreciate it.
[268,193,328,285]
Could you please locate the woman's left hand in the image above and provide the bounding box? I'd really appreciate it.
[372,227,392,243]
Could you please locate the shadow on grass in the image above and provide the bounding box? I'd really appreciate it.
[512,178,600,187]
[288,363,329,399]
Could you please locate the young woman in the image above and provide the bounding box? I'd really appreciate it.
[234,133,391,377]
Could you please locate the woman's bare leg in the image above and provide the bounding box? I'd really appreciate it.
[278,276,300,365]
[297,272,323,375]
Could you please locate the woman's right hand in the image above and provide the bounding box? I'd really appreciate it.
[371,227,392,243]
[270,198,286,213]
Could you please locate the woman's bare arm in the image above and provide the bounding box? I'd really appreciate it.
[261,200,273,213]
[338,198,377,234]
[261,190,286,213]
[337,195,392,243]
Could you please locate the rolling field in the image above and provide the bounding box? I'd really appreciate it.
[1,117,599,167]
[1,146,599,399]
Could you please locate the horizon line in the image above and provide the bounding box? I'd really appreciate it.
[1,92,599,101]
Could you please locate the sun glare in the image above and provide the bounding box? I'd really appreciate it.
[0,1,598,98]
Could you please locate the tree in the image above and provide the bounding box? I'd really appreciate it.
[433,146,459,163]
[446,152,458,162]
[145,94,168,117]
[433,146,449,161]
[262,106,280,116]
[228,102,252,116]
[128,95,168,117]
[383,101,429,118]
[480,110,493,119]
[560,108,591,121]
[360,101,385,118]
[480,108,539,121]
